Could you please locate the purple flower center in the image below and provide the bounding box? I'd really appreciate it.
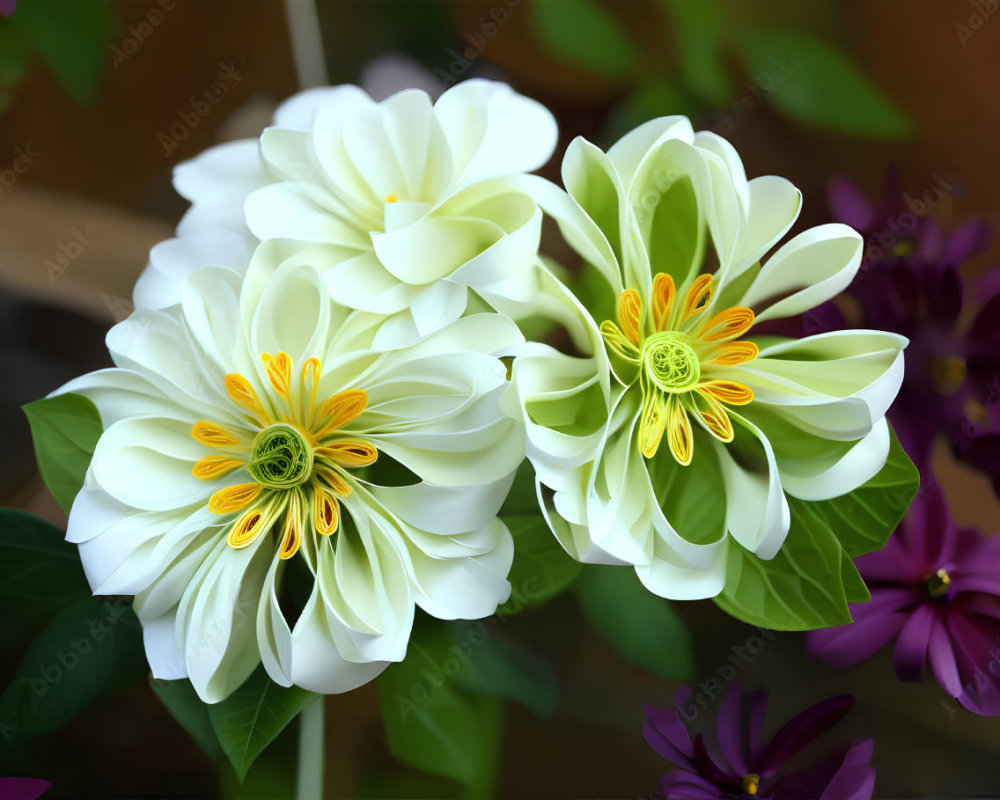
[929,355,966,395]
[924,567,952,599]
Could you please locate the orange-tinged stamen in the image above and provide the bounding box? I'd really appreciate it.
[698,380,754,406]
[316,389,368,439]
[191,421,242,449]
[209,482,263,514]
[228,505,269,549]
[313,484,340,535]
[665,395,693,466]
[192,456,244,481]
[617,289,643,346]
[225,374,270,423]
[315,466,352,497]
[693,390,734,442]
[652,273,675,332]
[697,306,755,343]
[263,351,293,399]
[316,441,378,468]
[681,273,714,321]
[706,341,759,366]
[278,493,304,559]
[385,193,398,203]
[637,389,667,458]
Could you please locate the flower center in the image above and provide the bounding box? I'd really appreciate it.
[642,331,700,393]
[924,567,952,598]
[247,424,313,489]
[741,773,760,796]
[929,355,966,395]
[190,353,378,560]
[599,272,757,466]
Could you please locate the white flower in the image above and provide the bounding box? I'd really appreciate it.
[135,79,558,342]
[507,118,906,600]
[63,247,525,701]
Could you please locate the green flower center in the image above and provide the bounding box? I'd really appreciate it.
[247,423,313,489]
[642,331,700,393]
[924,567,952,599]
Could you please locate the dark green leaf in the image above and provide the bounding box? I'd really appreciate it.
[603,79,699,146]
[0,18,31,87]
[23,393,102,514]
[530,0,638,79]
[576,566,694,681]
[715,428,918,630]
[207,666,317,781]
[497,462,582,615]
[0,508,90,618]
[450,621,559,719]
[0,596,145,743]
[657,0,734,105]
[150,677,223,762]
[737,29,913,139]
[377,619,502,793]
[15,0,115,104]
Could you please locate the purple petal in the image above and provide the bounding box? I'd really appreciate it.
[806,588,914,668]
[893,604,935,681]
[715,682,747,776]
[0,779,51,800]
[692,733,734,784]
[970,292,1000,341]
[817,740,877,800]
[828,176,874,230]
[659,768,727,799]
[898,483,956,570]
[745,689,768,765]
[945,612,1000,716]
[644,703,695,767]
[944,218,993,265]
[758,695,854,775]
[927,615,964,697]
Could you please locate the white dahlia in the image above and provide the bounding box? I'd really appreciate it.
[62,247,524,701]
[135,79,558,340]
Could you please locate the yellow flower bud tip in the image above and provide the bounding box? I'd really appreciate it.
[384,193,398,203]
[604,274,758,466]
[192,353,378,558]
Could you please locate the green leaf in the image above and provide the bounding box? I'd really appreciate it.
[497,464,581,615]
[0,18,31,87]
[0,596,146,743]
[715,428,918,630]
[530,0,638,79]
[23,393,102,514]
[657,0,734,105]
[576,566,694,681]
[15,0,115,104]
[450,621,559,719]
[737,29,913,140]
[0,508,90,619]
[377,618,502,794]
[207,666,317,781]
[150,677,224,762]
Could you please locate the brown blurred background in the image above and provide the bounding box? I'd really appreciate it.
[1,0,999,797]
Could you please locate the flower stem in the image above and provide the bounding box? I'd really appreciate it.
[296,697,325,800]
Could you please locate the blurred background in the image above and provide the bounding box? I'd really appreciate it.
[1,0,999,797]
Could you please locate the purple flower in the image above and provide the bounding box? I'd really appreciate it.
[644,683,875,799]
[807,482,1000,716]
[0,1,14,17]
[819,170,1000,470]
[0,778,50,800]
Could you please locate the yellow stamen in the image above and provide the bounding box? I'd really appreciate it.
[637,388,667,458]
[385,193,398,203]
[316,389,369,439]
[278,492,304,559]
[652,272,675,332]
[600,320,641,363]
[681,274,714,321]
[262,351,293,399]
[742,773,760,796]
[316,466,352,497]
[665,395,693,466]
[926,567,952,598]
[209,482,263,514]
[315,440,378,468]
[225,373,271,423]
[693,389,734,442]
[301,358,321,425]
[313,484,340,535]
[697,306,755,343]
[228,505,271,549]
[617,289,643,346]
[192,456,244,481]
[191,421,241,449]
[698,380,754,406]
[706,341,759,366]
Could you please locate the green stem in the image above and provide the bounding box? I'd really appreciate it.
[296,697,325,800]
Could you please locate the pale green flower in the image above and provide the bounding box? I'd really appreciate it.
[61,245,524,702]
[506,118,907,600]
